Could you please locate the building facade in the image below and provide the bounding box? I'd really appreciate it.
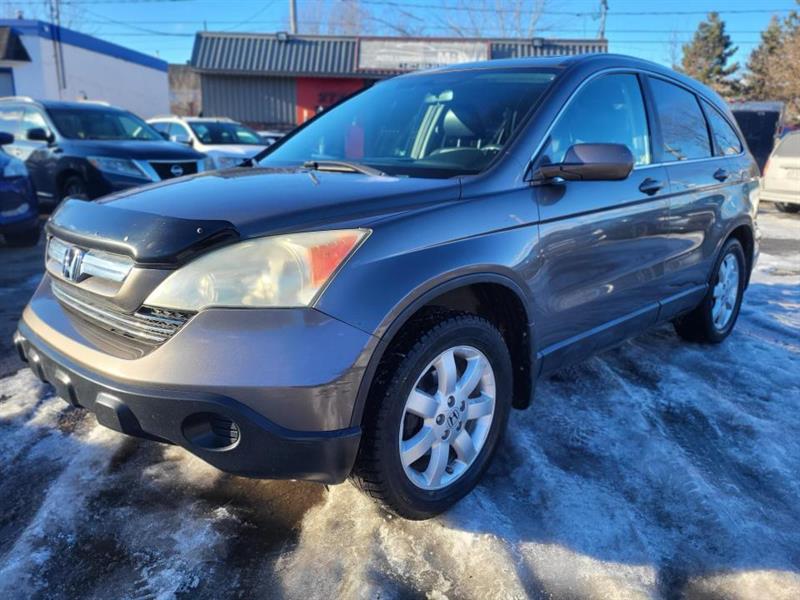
[0,19,169,118]
[189,32,607,130]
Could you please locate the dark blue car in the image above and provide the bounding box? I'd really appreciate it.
[0,132,39,246]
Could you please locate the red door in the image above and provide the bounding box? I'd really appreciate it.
[296,77,365,124]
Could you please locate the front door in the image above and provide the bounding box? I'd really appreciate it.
[531,72,672,371]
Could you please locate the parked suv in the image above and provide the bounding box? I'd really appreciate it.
[147,116,267,170]
[15,55,759,519]
[0,132,39,246]
[0,98,206,208]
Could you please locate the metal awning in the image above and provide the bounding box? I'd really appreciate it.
[190,32,608,77]
[0,26,31,63]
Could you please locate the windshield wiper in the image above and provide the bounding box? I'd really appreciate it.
[303,160,385,177]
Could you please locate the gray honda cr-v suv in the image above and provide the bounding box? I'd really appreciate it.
[15,54,759,519]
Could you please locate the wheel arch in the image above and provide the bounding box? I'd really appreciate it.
[349,272,537,429]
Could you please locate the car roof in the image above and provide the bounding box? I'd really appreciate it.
[0,97,123,111]
[148,116,234,123]
[407,53,722,107]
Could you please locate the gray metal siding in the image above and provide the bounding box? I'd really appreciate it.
[192,33,607,75]
[201,74,295,126]
[194,34,358,76]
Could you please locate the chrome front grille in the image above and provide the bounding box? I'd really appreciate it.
[51,281,191,345]
[47,237,134,284]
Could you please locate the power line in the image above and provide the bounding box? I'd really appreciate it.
[8,0,796,14]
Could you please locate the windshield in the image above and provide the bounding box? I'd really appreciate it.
[189,121,263,145]
[47,108,162,141]
[260,68,558,177]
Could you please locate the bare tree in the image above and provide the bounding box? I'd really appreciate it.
[437,0,549,39]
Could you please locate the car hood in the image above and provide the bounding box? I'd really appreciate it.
[201,144,267,157]
[104,166,461,236]
[63,139,205,160]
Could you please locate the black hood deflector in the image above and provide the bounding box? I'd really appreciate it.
[46,199,239,266]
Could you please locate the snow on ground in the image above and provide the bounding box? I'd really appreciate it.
[0,206,798,599]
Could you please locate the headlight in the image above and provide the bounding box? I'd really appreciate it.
[215,155,243,169]
[2,157,28,178]
[144,229,369,310]
[87,156,149,179]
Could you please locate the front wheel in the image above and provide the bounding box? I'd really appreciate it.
[774,202,800,214]
[352,313,512,519]
[674,238,746,343]
[61,175,89,201]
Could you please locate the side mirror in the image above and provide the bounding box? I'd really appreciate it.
[534,143,634,182]
[27,127,54,144]
[0,131,13,146]
[171,135,193,146]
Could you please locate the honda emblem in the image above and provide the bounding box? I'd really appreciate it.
[62,246,84,282]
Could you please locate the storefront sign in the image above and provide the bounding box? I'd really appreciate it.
[358,40,489,72]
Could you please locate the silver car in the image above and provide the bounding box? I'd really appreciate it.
[762,131,800,213]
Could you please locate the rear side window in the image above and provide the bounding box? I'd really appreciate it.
[542,73,651,166]
[703,102,742,156]
[649,77,711,161]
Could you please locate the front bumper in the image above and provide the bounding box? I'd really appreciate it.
[14,325,362,483]
[16,279,379,483]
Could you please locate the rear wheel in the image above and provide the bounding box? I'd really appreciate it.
[674,238,746,343]
[352,313,512,519]
[774,202,800,213]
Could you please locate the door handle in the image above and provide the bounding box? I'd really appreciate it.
[713,168,729,182]
[639,177,664,195]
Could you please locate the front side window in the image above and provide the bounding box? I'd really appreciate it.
[189,121,262,145]
[539,73,651,167]
[22,108,49,136]
[0,105,23,136]
[649,78,711,161]
[703,102,742,156]
[47,108,162,141]
[260,69,558,178]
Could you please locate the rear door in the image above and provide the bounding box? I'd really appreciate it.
[533,72,672,370]
[645,77,741,318]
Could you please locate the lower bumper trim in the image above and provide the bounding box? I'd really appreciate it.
[14,325,361,484]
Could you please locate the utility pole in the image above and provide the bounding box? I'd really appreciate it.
[289,0,298,34]
[598,0,608,39]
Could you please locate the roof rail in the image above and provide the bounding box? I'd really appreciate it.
[78,99,111,106]
[0,96,36,103]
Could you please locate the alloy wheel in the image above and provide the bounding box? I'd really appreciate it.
[712,253,740,330]
[398,345,496,491]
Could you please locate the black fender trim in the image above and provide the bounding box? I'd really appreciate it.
[348,272,537,428]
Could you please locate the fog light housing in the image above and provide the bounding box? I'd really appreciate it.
[182,412,241,450]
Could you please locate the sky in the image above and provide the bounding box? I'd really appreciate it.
[4,0,799,69]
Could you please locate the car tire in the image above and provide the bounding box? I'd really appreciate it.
[3,226,40,247]
[774,202,800,213]
[61,175,89,201]
[351,312,512,520]
[674,238,746,344]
